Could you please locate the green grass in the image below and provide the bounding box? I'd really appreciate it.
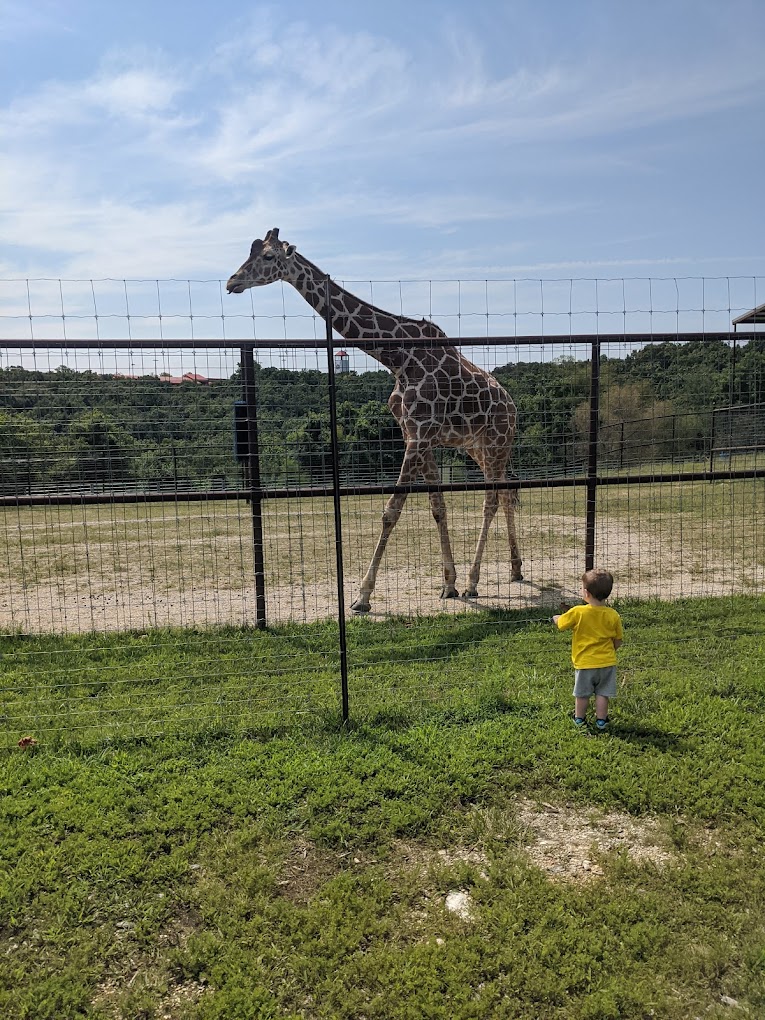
[1,596,764,1018]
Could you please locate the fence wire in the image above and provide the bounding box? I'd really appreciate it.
[1,276,764,745]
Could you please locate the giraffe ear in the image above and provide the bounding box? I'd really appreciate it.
[284,244,296,258]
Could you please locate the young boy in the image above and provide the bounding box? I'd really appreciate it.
[552,569,623,735]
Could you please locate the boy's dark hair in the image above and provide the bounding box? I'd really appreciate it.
[582,568,614,601]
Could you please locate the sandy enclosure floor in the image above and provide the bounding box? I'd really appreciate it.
[2,483,763,633]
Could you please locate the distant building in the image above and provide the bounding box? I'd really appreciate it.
[159,372,216,385]
[334,350,350,373]
[113,371,220,384]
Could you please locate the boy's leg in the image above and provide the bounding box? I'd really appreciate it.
[595,694,610,732]
[573,671,595,732]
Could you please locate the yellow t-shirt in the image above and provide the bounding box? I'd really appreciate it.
[556,604,623,668]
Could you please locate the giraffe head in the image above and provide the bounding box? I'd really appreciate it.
[226,228,297,293]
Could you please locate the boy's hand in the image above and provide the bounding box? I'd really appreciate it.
[559,602,572,613]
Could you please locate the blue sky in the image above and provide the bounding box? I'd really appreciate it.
[1,0,764,354]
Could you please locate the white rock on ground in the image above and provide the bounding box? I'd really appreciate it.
[445,889,473,921]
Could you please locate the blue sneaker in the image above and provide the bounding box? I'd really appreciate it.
[573,715,589,735]
[595,717,610,734]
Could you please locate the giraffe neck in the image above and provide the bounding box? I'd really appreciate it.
[284,252,446,372]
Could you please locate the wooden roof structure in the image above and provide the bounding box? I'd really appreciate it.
[733,302,765,330]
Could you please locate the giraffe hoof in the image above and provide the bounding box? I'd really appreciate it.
[351,601,371,614]
[463,588,478,598]
[512,573,524,583]
[440,588,460,600]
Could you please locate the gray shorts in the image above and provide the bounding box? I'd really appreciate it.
[573,665,617,698]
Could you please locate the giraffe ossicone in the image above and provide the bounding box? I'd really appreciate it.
[227,229,523,614]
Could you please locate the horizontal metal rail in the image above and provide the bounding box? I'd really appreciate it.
[2,466,762,508]
[1,331,760,351]
[711,444,765,454]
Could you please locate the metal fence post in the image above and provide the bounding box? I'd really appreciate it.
[324,277,350,724]
[241,346,267,629]
[585,339,601,571]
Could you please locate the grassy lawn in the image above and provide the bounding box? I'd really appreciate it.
[1,596,764,1018]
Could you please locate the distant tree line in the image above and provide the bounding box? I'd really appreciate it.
[1,337,763,494]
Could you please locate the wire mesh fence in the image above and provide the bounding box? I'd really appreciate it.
[1,274,764,745]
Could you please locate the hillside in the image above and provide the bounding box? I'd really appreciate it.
[1,337,764,492]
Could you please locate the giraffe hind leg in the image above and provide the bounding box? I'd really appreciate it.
[464,489,499,597]
[463,475,523,597]
[421,450,458,599]
[501,488,523,582]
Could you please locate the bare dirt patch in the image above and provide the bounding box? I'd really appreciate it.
[516,798,676,882]
[388,801,678,905]
[275,838,349,905]
[91,909,208,1020]
[3,502,757,634]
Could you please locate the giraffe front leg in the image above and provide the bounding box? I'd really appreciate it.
[350,492,407,613]
[351,449,419,614]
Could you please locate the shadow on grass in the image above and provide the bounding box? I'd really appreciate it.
[608,721,691,752]
[345,608,551,666]
[357,691,539,732]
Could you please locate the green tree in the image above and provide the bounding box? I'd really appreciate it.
[571,382,702,467]
[341,400,405,482]
[612,339,731,409]
[496,356,590,474]
[732,335,765,406]
[0,411,59,492]
[65,410,136,483]
[285,412,337,484]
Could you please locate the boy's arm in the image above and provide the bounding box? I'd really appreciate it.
[613,638,623,650]
[550,601,574,626]
[552,607,577,630]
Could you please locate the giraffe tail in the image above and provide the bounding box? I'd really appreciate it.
[507,471,521,508]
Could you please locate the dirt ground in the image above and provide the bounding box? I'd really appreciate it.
[0,540,746,634]
[2,487,763,633]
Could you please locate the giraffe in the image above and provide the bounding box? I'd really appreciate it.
[227,228,523,614]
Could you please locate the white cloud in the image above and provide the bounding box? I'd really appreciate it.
[1,61,186,136]
[0,5,763,282]
[84,67,183,118]
[192,21,411,182]
[184,15,765,194]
